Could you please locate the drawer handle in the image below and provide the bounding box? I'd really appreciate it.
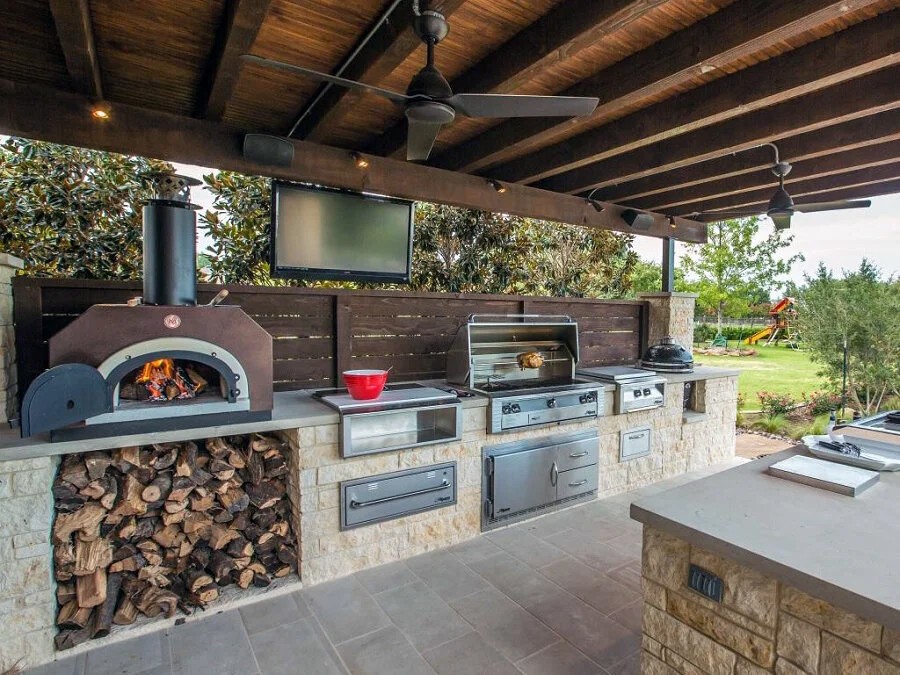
[350,481,450,508]
[568,451,589,458]
[567,479,588,487]
[551,462,558,487]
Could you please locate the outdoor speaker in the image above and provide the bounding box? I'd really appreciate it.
[621,209,654,231]
[243,134,294,167]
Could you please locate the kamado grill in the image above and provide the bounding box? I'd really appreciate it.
[446,315,601,434]
[20,174,273,440]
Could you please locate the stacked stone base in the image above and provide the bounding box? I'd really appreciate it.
[640,526,900,674]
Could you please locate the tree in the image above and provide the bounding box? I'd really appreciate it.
[0,137,172,278]
[626,258,689,297]
[797,260,900,414]
[680,217,803,330]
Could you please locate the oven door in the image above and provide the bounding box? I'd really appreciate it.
[490,445,557,518]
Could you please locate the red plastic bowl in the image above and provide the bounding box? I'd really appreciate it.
[342,369,389,400]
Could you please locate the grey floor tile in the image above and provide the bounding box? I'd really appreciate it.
[488,527,570,568]
[450,536,503,565]
[450,587,558,662]
[422,632,520,675]
[517,640,604,675]
[538,558,638,615]
[609,599,643,634]
[250,618,346,675]
[25,655,84,675]
[355,560,417,595]
[407,550,489,603]
[336,625,434,675]
[373,580,471,652]
[544,529,635,573]
[607,560,642,593]
[304,576,390,645]
[605,532,643,559]
[519,510,575,540]
[605,651,641,675]
[467,550,561,608]
[525,594,639,668]
[240,592,310,636]
[170,610,258,675]
[83,631,171,675]
[567,513,630,543]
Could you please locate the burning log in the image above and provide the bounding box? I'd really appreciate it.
[50,433,297,649]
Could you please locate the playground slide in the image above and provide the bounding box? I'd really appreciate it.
[746,326,774,345]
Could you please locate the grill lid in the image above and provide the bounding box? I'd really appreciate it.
[641,336,694,373]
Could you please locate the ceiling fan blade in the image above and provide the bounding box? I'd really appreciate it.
[407,119,443,161]
[793,199,872,213]
[444,93,598,118]
[242,55,413,104]
[697,209,762,219]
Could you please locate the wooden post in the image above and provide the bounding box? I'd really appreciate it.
[661,237,675,293]
[334,296,352,384]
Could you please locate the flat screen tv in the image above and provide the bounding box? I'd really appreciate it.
[270,181,414,283]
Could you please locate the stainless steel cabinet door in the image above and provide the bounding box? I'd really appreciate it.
[491,446,557,517]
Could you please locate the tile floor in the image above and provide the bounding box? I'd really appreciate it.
[27,460,743,675]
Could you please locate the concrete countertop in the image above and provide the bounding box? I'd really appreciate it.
[631,448,900,630]
[659,365,740,383]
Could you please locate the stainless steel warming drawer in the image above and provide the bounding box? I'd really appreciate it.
[482,429,598,529]
[341,462,457,530]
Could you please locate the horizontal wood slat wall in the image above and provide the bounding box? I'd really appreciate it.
[12,278,648,400]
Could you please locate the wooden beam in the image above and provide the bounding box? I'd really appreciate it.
[489,10,900,184]
[200,0,272,120]
[48,0,103,98]
[0,78,706,243]
[590,110,900,203]
[697,178,900,222]
[367,0,668,158]
[535,66,900,195]
[295,0,467,141]
[632,140,900,211]
[433,0,879,173]
[675,162,900,217]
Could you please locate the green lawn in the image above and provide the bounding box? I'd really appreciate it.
[694,344,825,409]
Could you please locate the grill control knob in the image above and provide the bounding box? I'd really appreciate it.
[511,403,521,413]
[547,398,557,408]
[643,388,652,396]
[634,389,642,397]
[502,404,512,414]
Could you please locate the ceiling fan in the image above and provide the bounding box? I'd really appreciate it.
[693,143,871,229]
[242,5,599,161]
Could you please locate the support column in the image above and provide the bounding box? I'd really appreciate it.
[637,292,698,350]
[661,237,675,293]
[0,253,24,424]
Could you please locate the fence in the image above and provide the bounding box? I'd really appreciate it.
[12,278,649,396]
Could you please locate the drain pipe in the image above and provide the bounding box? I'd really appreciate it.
[288,0,407,137]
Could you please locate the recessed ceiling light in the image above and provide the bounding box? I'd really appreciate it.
[350,152,369,169]
[90,102,111,120]
[488,179,507,194]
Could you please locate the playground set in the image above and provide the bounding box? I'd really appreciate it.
[745,297,798,346]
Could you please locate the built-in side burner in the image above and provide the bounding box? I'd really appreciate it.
[577,366,666,414]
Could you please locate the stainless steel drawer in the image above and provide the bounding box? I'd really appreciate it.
[555,435,599,471]
[556,464,598,500]
[341,463,456,530]
[620,427,651,461]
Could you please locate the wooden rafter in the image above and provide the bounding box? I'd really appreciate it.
[293,0,467,141]
[630,140,900,212]
[48,0,103,98]
[200,0,273,120]
[590,110,900,203]
[366,0,669,158]
[697,178,900,222]
[0,78,706,243]
[534,65,900,195]
[489,10,900,185]
[674,162,900,217]
[434,0,886,174]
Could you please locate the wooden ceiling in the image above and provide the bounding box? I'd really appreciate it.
[2,0,899,225]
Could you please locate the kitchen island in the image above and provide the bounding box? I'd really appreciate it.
[631,448,900,673]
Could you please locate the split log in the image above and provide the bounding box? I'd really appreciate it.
[55,627,92,650]
[135,586,179,618]
[161,510,186,526]
[220,486,249,513]
[189,545,211,569]
[190,488,215,512]
[233,568,254,589]
[206,437,231,460]
[73,538,113,576]
[210,506,234,524]
[152,524,185,549]
[252,509,277,529]
[79,480,106,500]
[226,536,253,559]
[164,498,189,514]
[54,502,107,544]
[109,474,148,518]
[226,449,246,469]
[246,451,264,485]
[176,442,198,478]
[251,435,279,453]
[263,453,287,479]
[133,517,157,540]
[115,514,139,540]
[182,511,213,538]
[60,455,90,489]
[184,569,214,594]
[209,524,240,550]
[246,481,284,510]
[113,596,139,625]
[57,600,93,629]
[208,459,235,481]
[167,476,195,502]
[53,481,86,512]
[274,565,293,578]
[209,550,235,582]
[141,472,172,502]
[99,475,118,510]
[151,445,178,471]
[84,452,113,481]
[269,521,289,538]
[92,572,122,639]
[76,567,107,608]
[57,582,76,605]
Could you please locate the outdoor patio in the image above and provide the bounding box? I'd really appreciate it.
[26,460,745,675]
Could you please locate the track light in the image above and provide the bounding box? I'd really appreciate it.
[587,199,604,212]
[488,179,507,194]
[351,152,369,169]
[668,216,677,229]
[621,209,654,231]
[90,101,111,120]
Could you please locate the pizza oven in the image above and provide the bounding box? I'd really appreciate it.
[20,174,273,441]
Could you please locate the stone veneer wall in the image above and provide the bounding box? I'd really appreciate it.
[639,292,698,351]
[0,455,57,671]
[0,253,24,424]
[640,526,900,674]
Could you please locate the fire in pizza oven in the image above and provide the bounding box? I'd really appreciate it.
[20,173,273,441]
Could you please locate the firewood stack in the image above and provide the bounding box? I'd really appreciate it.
[51,434,297,650]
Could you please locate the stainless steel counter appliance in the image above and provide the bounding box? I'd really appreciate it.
[482,429,599,529]
[577,365,666,414]
[446,315,602,434]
